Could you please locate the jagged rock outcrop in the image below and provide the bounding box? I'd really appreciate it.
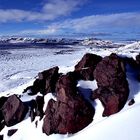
[92,53,129,116]
[74,53,102,80]
[23,66,59,95]
[2,95,28,126]
[42,73,95,135]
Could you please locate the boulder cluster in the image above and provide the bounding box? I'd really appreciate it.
[2,52,139,137]
[43,73,94,135]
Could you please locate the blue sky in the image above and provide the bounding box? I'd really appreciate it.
[0,0,140,39]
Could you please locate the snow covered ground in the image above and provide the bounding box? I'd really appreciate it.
[0,41,140,140]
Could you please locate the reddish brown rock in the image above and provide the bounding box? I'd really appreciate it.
[42,73,94,135]
[92,87,119,116]
[75,53,102,80]
[2,95,28,126]
[94,53,127,87]
[92,53,129,116]
[56,73,77,103]
[38,66,59,94]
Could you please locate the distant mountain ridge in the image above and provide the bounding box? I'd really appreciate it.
[0,37,124,47]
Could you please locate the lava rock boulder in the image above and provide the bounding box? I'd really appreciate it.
[74,53,102,80]
[2,95,28,126]
[42,73,95,135]
[92,53,129,116]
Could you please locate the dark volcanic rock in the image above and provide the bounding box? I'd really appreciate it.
[122,57,138,68]
[2,95,28,126]
[122,55,140,82]
[135,54,140,81]
[7,129,18,136]
[136,53,140,66]
[128,99,135,106]
[29,110,36,122]
[92,53,129,116]
[0,135,3,140]
[0,121,5,132]
[42,73,94,135]
[0,97,8,131]
[24,100,37,110]
[0,97,8,109]
[77,67,95,81]
[23,66,59,95]
[0,96,8,127]
[35,96,44,119]
[74,53,102,80]
[38,66,59,94]
[25,96,44,121]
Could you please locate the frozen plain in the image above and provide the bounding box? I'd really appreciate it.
[0,41,140,140]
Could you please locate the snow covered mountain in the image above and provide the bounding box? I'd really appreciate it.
[0,37,125,47]
[0,40,140,140]
[0,37,80,45]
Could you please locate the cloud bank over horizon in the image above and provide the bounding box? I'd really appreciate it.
[0,0,140,39]
[20,12,140,36]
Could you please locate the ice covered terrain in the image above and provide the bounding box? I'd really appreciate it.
[0,40,140,140]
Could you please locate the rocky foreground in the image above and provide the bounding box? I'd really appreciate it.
[0,52,140,139]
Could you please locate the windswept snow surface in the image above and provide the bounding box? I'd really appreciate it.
[0,41,140,140]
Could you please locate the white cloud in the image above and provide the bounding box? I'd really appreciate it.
[42,0,84,19]
[50,12,140,31]
[48,12,140,33]
[0,0,85,22]
[19,12,140,35]
[21,28,57,35]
